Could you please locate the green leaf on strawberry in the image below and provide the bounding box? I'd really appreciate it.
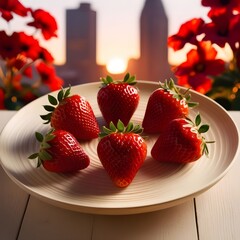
[29,130,54,167]
[29,129,90,173]
[123,72,136,85]
[161,79,198,108]
[40,85,100,140]
[143,79,199,133]
[99,120,143,138]
[97,73,140,126]
[151,113,214,163]
[186,113,214,156]
[195,113,201,126]
[100,72,137,87]
[40,86,71,124]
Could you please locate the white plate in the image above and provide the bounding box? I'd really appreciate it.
[0,81,239,215]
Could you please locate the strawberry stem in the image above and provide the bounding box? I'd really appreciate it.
[100,73,137,87]
[28,129,56,167]
[160,79,198,108]
[99,120,143,138]
[187,113,214,157]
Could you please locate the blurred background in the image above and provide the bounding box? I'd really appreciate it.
[5,0,209,86]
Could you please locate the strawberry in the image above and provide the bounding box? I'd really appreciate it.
[151,114,214,163]
[29,129,90,173]
[97,120,147,188]
[142,79,198,133]
[97,73,140,126]
[40,86,100,140]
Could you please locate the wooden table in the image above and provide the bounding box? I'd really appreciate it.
[1,110,240,240]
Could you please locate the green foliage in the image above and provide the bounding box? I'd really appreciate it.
[206,70,240,110]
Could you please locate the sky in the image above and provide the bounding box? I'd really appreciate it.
[7,0,209,66]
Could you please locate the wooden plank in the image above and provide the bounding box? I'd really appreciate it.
[195,112,240,240]
[18,197,94,240]
[196,160,240,240]
[16,173,198,239]
[0,111,30,240]
[0,166,29,240]
[92,201,198,240]
[18,197,197,240]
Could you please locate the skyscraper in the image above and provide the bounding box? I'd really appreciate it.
[139,0,171,81]
[66,3,96,68]
[57,3,102,85]
[57,0,171,85]
[128,0,172,81]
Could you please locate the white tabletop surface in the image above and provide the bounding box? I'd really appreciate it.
[1,110,240,240]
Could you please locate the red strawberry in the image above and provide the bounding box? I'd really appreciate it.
[29,129,90,173]
[142,79,198,134]
[151,114,214,163]
[97,120,147,188]
[40,86,100,140]
[97,73,140,126]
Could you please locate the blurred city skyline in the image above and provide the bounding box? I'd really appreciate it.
[17,0,209,66]
[56,0,172,85]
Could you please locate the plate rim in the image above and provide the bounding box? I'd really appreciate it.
[0,80,239,215]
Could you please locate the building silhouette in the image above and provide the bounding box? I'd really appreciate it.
[66,3,96,71]
[139,0,172,81]
[56,3,105,86]
[57,0,172,85]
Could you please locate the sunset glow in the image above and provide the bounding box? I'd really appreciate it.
[106,58,127,74]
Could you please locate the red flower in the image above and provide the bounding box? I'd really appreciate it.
[235,48,240,69]
[0,0,29,22]
[18,32,41,61]
[27,9,58,40]
[0,31,42,61]
[229,14,240,49]
[178,75,213,94]
[202,8,240,49]
[39,47,54,63]
[22,91,38,104]
[174,42,225,93]
[0,31,21,59]
[0,88,6,109]
[168,18,205,51]
[202,0,240,11]
[36,62,63,91]
[0,2,63,110]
